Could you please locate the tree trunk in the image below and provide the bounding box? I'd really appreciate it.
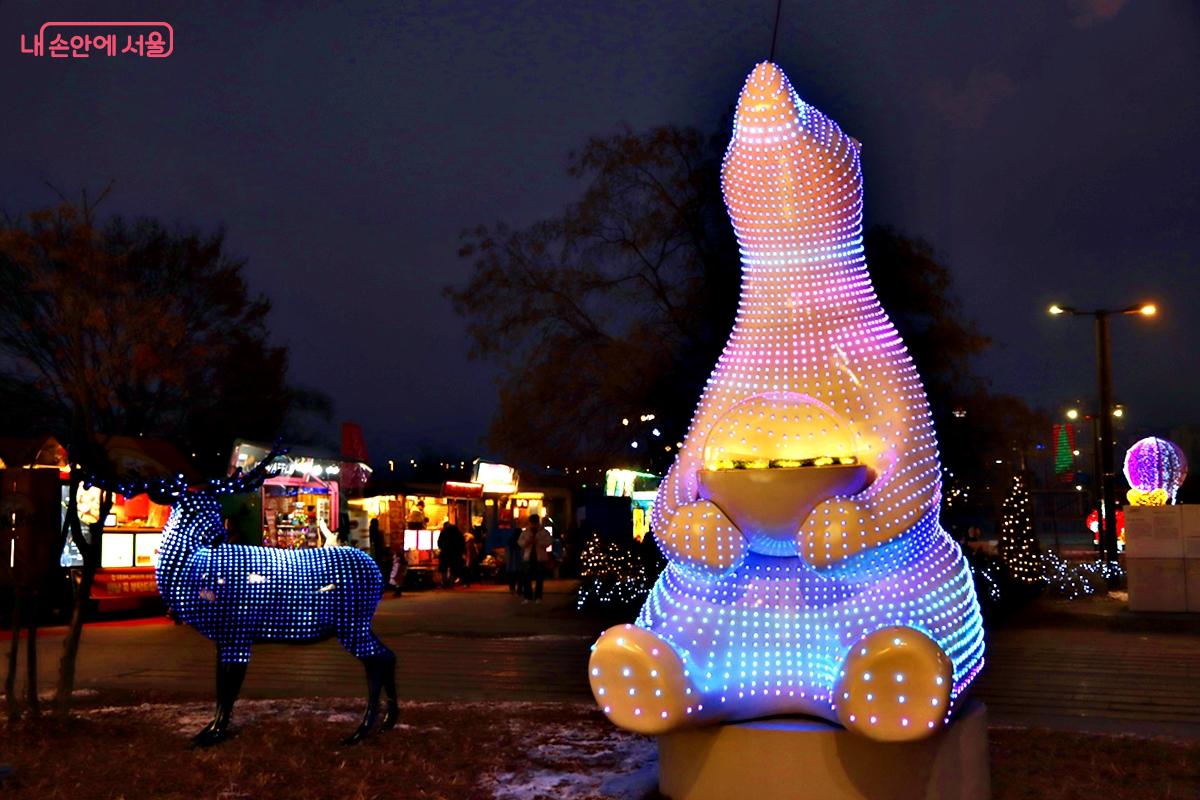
[25,593,39,717]
[5,592,20,721]
[55,477,107,715]
[55,567,94,714]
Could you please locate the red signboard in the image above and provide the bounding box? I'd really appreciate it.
[443,481,484,499]
[341,421,369,463]
[91,568,159,599]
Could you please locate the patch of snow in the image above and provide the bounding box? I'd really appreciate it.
[72,698,462,735]
[491,634,595,642]
[32,687,99,701]
[482,723,657,800]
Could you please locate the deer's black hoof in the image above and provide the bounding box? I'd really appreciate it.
[190,723,232,748]
[341,724,373,746]
[381,703,399,731]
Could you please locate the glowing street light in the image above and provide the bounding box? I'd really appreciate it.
[1048,301,1158,564]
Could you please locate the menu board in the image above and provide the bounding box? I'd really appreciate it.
[101,532,135,568]
[135,532,162,567]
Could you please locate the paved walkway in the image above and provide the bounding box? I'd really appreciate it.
[8,583,1200,738]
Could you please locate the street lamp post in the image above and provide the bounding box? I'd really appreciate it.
[1049,303,1155,564]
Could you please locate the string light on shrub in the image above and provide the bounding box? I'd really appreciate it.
[1039,554,1123,601]
[998,475,1041,584]
[576,533,650,609]
[586,62,984,743]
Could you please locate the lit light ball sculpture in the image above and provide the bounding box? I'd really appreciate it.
[1124,436,1187,506]
[587,62,985,742]
[90,451,398,747]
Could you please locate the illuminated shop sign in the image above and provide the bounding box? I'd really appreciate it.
[472,461,518,494]
[443,481,484,499]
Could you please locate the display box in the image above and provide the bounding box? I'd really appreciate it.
[1125,506,1182,558]
[1126,558,1188,612]
[1183,506,1200,559]
[1187,560,1200,613]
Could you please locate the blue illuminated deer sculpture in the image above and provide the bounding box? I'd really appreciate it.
[91,450,397,747]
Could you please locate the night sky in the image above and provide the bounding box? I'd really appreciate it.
[4,1,1199,463]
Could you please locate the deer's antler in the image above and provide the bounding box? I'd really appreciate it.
[212,441,290,495]
[84,440,290,501]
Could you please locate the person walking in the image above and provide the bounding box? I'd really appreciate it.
[518,514,553,603]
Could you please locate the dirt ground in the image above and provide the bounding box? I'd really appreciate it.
[1,694,1196,799]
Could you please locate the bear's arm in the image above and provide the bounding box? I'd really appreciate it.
[652,461,747,575]
[797,418,939,569]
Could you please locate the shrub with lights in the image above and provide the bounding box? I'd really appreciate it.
[968,473,1125,609]
[576,533,650,610]
[998,474,1041,584]
[586,62,985,743]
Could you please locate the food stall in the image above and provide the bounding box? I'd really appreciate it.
[349,483,476,571]
[51,436,198,609]
[604,468,661,541]
[228,440,371,549]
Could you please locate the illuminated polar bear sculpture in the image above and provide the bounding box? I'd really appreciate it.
[587,62,985,742]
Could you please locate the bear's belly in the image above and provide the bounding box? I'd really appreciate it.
[637,514,984,701]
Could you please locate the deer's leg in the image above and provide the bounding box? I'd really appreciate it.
[192,649,249,748]
[341,631,395,745]
[379,650,399,730]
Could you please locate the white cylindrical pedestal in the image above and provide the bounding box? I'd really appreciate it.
[658,701,989,800]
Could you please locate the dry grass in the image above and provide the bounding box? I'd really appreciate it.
[989,726,1199,800]
[1,695,1196,799]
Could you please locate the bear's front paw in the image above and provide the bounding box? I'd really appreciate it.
[660,500,746,575]
[834,627,953,741]
[797,497,877,568]
[589,625,701,734]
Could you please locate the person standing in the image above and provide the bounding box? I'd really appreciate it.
[518,514,552,603]
[407,499,428,530]
[438,520,465,588]
[461,528,477,587]
[368,518,388,579]
[505,526,523,594]
[389,538,407,597]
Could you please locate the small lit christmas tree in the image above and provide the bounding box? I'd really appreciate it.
[998,473,1041,584]
[576,532,649,610]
